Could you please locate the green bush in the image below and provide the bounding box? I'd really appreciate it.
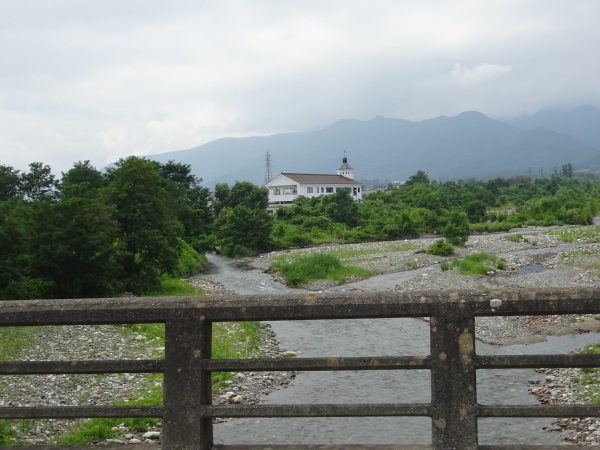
[441,211,469,246]
[447,253,505,276]
[174,239,207,277]
[220,244,253,258]
[426,239,455,256]
[469,222,514,233]
[269,253,371,287]
[0,420,17,444]
[2,278,53,300]
[284,233,313,248]
[505,234,524,243]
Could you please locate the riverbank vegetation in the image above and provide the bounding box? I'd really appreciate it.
[571,343,600,404]
[441,253,506,275]
[2,158,600,300]
[269,253,372,287]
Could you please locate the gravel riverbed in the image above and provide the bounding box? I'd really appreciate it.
[3,223,600,445]
[0,280,296,446]
[244,223,600,445]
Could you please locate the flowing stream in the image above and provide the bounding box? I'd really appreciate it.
[203,254,600,446]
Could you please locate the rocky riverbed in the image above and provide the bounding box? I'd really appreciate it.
[243,223,600,445]
[0,280,296,446]
[3,224,600,445]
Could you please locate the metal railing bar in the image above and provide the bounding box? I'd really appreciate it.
[0,446,156,450]
[0,359,164,375]
[203,356,431,372]
[1,288,598,325]
[212,446,433,449]
[0,405,164,420]
[479,446,581,450]
[203,403,431,418]
[476,353,600,369]
[479,404,600,417]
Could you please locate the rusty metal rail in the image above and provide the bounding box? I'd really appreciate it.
[1,288,600,449]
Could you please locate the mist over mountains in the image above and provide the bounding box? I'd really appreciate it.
[146,105,600,187]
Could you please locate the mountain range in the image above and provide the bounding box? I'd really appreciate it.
[146,105,600,187]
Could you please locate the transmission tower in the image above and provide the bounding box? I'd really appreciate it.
[263,151,273,185]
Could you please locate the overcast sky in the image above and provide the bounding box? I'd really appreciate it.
[1,0,599,175]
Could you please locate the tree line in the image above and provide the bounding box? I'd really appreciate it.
[2,158,599,300]
[0,157,270,299]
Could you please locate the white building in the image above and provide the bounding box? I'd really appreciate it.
[266,157,363,212]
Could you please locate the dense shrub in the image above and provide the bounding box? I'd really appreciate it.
[469,222,515,233]
[269,253,371,287]
[3,278,53,300]
[446,253,505,276]
[174,239,208,277]
[426,239,455,256]
[220,244,253,258]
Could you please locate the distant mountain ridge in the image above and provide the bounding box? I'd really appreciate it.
[146,105,600,186]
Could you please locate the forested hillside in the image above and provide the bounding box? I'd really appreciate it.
[2,158,599,300]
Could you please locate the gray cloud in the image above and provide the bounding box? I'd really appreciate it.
[1,0,599,174]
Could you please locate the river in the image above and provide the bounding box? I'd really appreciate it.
[202,253,600,446]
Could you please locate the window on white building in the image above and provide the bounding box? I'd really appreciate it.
[306,187,313,193]
[326,187,333,193]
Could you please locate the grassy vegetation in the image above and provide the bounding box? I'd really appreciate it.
[0,421,18,444]
[269,253,372,287]
[0,276,266,445]
[426,239,455,256]
[590,261,600,277]
[548,227,600,243]
[570,343,600,403]
[441,253,506,275]
[142,276,204,297]
[559,247,600,271]
[0,327,37,361]
[469,222,516,233]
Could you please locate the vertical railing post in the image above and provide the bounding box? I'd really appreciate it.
[430,305,478,450]
[162,314,213,449]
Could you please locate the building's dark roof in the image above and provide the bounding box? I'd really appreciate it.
[338,156,353,171]
[280,173,361,185]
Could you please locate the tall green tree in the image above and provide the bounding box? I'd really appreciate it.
[214,181,269,212]
[154,160,214,252]
[0,164,21,201]
[20,162,56,201]
[217,205,273,257]
[322,189,359,227]
[103,157,183,293]
[405,170,430,185]
[215,181,273,257]
[0,199,27,290]
[26,196,122,298]
[58,160,106,198]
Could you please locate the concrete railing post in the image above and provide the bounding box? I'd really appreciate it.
[430,309,478,450]
[162,315,213,450]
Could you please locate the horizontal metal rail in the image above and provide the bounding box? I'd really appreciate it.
[1,287,600,449]
[0,359,164,375]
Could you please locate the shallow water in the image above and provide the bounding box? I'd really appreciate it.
[518,264,544,275]
[214,317,600,446]
[203,253,600,446]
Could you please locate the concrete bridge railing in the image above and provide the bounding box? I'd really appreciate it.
[1,287,600,449]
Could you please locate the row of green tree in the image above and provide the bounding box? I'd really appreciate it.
[0,157,271,299]
[2,159,599,300]
[271,170,600,248]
